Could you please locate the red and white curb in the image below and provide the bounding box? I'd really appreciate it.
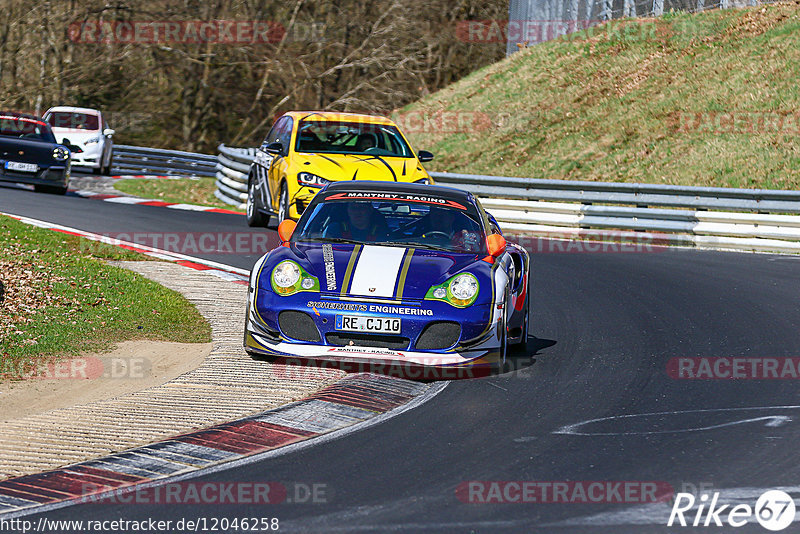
[1,212,250,285]
[0,374,441,516]
[68,188,243,216]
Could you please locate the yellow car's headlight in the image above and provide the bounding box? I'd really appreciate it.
[298,172,331,188]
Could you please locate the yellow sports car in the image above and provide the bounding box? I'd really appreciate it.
[245,111,434,226]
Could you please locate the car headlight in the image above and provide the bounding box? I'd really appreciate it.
[425,273,479,308]
[270,260,320,296]
[52,147,70,161]
[297,172,330,188]
[84,136,100,146]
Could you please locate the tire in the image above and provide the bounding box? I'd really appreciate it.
[277,182,290,222]
[34,184,68,195]
[510,292,529,348]
[102,153,113,176]
[498,296,508,364]
[246,176,269,227]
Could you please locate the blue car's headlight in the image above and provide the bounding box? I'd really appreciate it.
[271,260,319,296]
[297,172,330,188]
[425,273,479,308]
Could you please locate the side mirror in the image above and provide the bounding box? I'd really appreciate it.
[418,150,434,163]
[278,219,296,243]
[103,128,115,136]
[265,142,284,155]
[486,233,506,257]
[62,138,71,145]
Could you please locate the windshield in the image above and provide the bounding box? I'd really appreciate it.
[0,116,56,142]
[46,112,100,131]
[295,120,414,158]
[294,197,486,254]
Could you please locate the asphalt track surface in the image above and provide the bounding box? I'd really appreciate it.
[3,182,800,533]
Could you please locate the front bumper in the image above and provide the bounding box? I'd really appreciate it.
[245,289,502,369]
[0,164,70,188]
[69,145,102,168]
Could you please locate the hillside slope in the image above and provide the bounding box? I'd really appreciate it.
[402,2,800,189]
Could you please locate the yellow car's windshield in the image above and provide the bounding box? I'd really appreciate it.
[295,120,414,158]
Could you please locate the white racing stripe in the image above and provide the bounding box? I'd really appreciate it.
[348,245,406,298]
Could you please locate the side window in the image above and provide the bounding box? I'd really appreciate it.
[278,117,293,154]
[487,214,502,235]
[262,117,285,147]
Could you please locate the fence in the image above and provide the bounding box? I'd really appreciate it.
[209,144,800,254]
[111,145,217,177]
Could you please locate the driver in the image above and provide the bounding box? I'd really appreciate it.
[422,206,480,251]
[327,201,388,241]
[355,133,377,152]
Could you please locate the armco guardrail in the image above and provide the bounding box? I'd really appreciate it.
[212,145,800,253]
[214,144,254,209]
[111,145,217,177]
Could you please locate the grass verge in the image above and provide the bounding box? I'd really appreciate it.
[402,2,800,189]
[113,177,244,211]
[0,215,211,368]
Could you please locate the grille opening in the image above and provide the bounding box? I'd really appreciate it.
[415,321,461,350]
[278,311,321,342]
[326,332,409,350]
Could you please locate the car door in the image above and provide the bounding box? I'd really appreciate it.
[266,116,294,211]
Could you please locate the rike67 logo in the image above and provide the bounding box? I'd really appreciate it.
[668,490,796,531]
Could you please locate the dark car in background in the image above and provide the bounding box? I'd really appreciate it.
[0,112,71,194]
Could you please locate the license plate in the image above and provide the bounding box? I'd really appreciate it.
[6,161,37,172]
[335,315,401,334]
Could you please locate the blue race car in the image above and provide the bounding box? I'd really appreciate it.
[244,181,530,370]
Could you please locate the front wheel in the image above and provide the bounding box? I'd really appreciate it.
[246,178,269,227]
[277,182,290,222]
[510,293,529,348]
[101,153,113,176]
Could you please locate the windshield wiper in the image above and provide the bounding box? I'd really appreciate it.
[302,237,362,245]
[389,241,453,252]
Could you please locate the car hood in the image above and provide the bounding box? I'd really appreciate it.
[50,129,101,145]
[0,136,58,163]
[292,242,483,300]
[293,153,428,183]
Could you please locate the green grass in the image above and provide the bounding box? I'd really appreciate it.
[0,215,211,368]
[113,177,244,212]
[403,3,800,189]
